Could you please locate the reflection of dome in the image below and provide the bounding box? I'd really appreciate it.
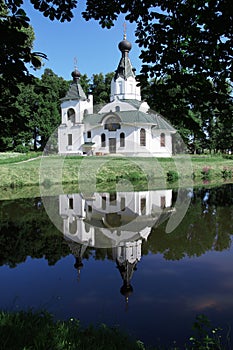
[120,283,133,298]
[74,257,84,270]
[118,39,132,52]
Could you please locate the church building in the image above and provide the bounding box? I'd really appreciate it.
[58,34,176,157]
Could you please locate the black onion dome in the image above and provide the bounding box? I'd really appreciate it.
[120,283,133,298]
[118,39,132,52]
[74,257,84,270]
[72,69,81,80]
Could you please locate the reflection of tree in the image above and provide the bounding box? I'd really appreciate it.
[145,185,233,260]
[0,185,232,267]
[0,198,70,268]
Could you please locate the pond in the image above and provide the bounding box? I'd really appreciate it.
[0,184,233,348]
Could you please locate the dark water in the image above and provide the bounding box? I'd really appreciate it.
[0,184,233,348]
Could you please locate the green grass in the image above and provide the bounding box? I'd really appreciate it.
[0,153,233,195]
[0,310,230,350]
[0,151,42,165]
[0,310,145,350]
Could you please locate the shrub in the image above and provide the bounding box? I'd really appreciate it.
[14,144,30,153]
[221,167,232,179]
[189,314,227,350]
[201,166,212,180]
[167,170,179,182]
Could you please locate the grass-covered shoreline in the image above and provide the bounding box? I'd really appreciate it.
[0,310,230,350]
[0,152,232,198]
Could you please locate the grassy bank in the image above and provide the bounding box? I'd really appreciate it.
[0,310,229,350]
[0,153,233,196]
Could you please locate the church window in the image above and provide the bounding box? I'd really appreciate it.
[69,220,77,235]
[120,197,125,211]
[120,132,125,147]
[115,106,120,112]
[101,133,106,147]
[68,134,72,146]
[104,116,121,131]
[118,82,122,94]
[87,131,91,138]
[67,108,75,123]
[160,196,166,209]
[160,133,165,147]
[141,197,146,215]
[102,196,106,210]
[69,197,73,209]
[140,128,146,146]
[110,192,116,205]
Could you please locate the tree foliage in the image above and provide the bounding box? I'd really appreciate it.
[1,0,233,152]
[0,69,114,152]
[91,72,114,105]
[0,68,69,151]
[0,1,47,89]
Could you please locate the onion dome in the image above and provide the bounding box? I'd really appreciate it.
[71,69,81,81]
[118,36,132,53]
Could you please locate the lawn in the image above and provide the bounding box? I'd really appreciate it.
[0,152,232,199]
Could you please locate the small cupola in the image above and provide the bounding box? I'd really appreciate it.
[61,68,87,102]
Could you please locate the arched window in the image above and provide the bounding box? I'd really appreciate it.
[115,105,120,112]
[120,132,125,147]
[160,133,165,147]
[87,131,91,138]
[67,108,75,124]
[101,133,106,147]
[140,128,146,146]
[68,134,72,146]
[141,197,146,215]
[104,116,121,131]
[118,82,122,94]
[69,220,77,235]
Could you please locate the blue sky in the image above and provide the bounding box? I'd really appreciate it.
[23,1,142,81]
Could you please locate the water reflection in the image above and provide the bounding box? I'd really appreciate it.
[60,189,175,300]
[0,184,233,347]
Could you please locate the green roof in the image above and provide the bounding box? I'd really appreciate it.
[121,99,142,109]
[82,142,95,147]
[83,110,176,132]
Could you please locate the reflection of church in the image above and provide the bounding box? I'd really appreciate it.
[59,190,174,300]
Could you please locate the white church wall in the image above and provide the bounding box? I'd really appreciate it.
[58,124,85,154]
[99,100,137,113]
[110,76,141,101]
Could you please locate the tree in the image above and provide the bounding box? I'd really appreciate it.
[3,1,233,92]
[90,72,114,105]
[0,1,46,90]
[2,0,233,151]
[15,69,69,151]
[0,1,46,150]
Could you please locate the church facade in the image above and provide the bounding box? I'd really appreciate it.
[58,35,176,157]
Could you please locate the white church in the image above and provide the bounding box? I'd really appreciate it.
[58,34,176,157]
